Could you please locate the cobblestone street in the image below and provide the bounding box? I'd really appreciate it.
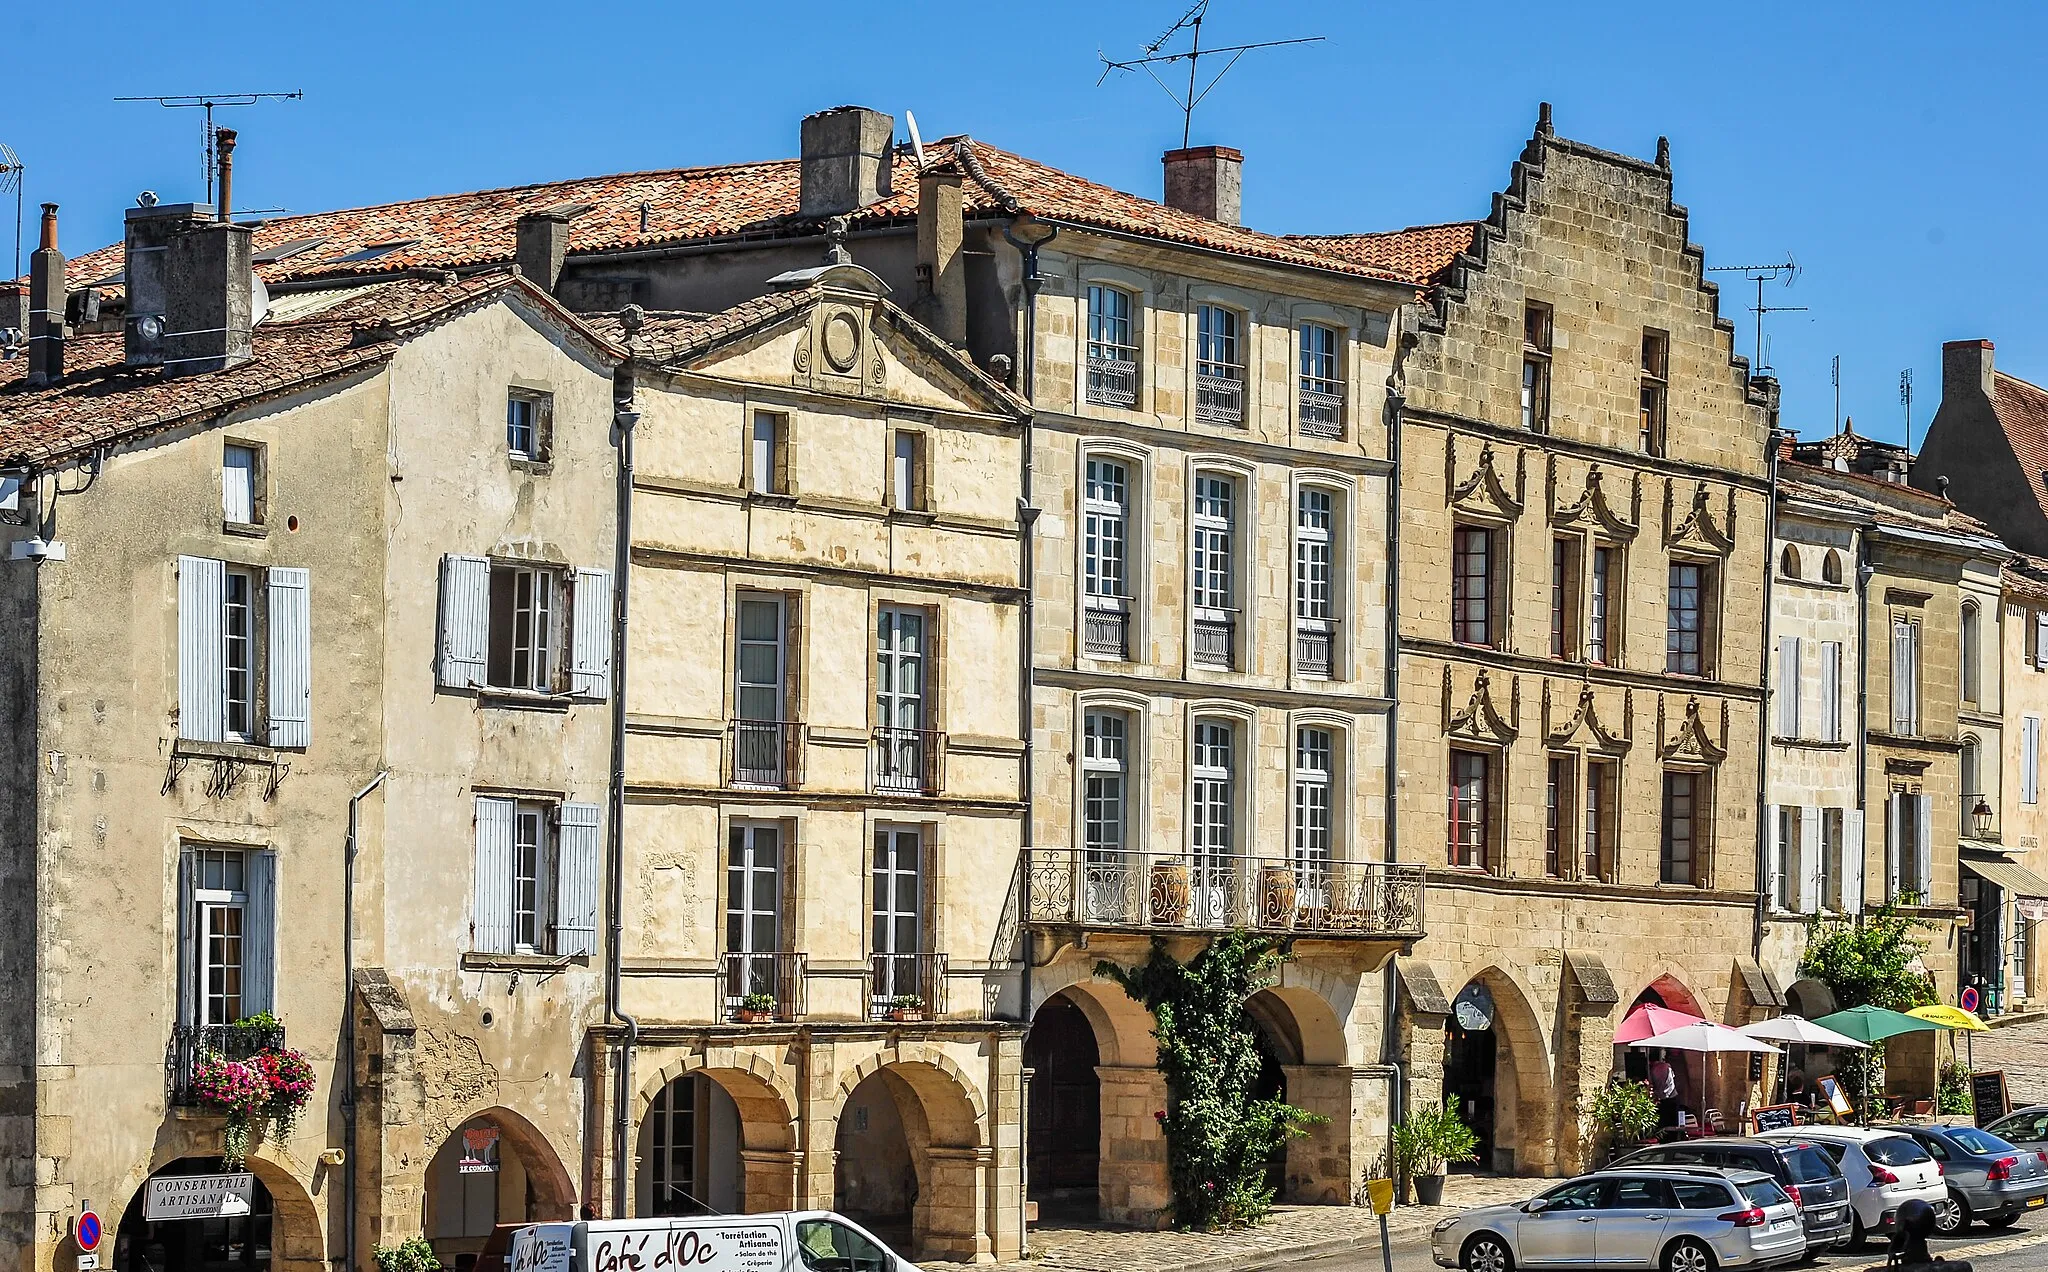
[1970,1012,2048,1105]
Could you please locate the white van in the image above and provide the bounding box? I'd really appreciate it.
[508,1212,920,1272]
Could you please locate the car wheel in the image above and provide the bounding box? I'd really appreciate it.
[1985,1212,2020,1230]
[1935,1192,1969,1235]
[1460,1234,1514,1272]
[1661,1238,1715,1272]
[1847,1215,1868,1251]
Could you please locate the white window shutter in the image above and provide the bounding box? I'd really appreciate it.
[438,555,491,689]
[555,801,603,956]
[1890,622,1910,733]
[2027,717,2040,805]
[1776,641,1794,736]
[1790,638,1804,737]
[1908,624,1921,732]
[571,568,614,700]
[243,849,278,1016]
[266,567,311,748]
[1764,804,1781,907]
[178,555,226,741]
[1885,794,1901,901]
[1842,809,1866,914]
[2037,612,2048,666]
[473,796,515,954]
[1915,795,1933,901]
[176,851,198,1026]
[1799,808,1823,914]
[1821,643,1841,743]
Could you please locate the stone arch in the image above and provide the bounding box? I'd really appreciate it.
[832,1044,988,1136]
[1620,973,1718,1133]
[1442,964,1557,1175]
[828,1048,991,1262]
[636,1049,801,1153]
[1031,960,1159,1067]
[120,1151,326,1272]
[431,1104,578,1220]
[1633,970,1709,1020]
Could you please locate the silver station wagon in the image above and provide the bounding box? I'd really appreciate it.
[1431,1168,1807,1272]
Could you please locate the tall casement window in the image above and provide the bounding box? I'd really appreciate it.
[1961,738,1984,838]
[1083,457,1133,659]
[1820,641,1843,743]
[1448,749,1492,870]
[732,593,798,787]
[873,606,929,787]
[871,827,925,1010]
[1452,525,1499,647]
[506,388,552,463]
[1521,301,1553,433]
[222,441,263,526]
[1086,285,1139,407]
[1191,475,1239,668]
[1660,771,1707,886]
[1082,710,1130,861]
[1961,601,1981,706]
[890,431,927,513]
[179,556,312,748]
[1665,559,1717,676]
[489,565,556,692]
[1298,322,1344,437]
[749,410,788,495]
[645,1078,697,1217]
[177,845,278,1028]
[1550,538,1581,659]
[1195,304,1246,426]
[1887,789,1932,903]
[725,822,784,1000]
[1639,329,1669,456]
[1775,806,1805,910]
[1294,727,1334,872]
[1890,614,1921,735]
[1583,759,1617,882]
[1588,544,1618,665]
[1820,807,1847,912]
[1776,637,1803,738]
[471,796,601,957]
[436,555,612,700]
[1295,489,1337,677]
[1545,756,1576,877]
[1190,720,1237,926]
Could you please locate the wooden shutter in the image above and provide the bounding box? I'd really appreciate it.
[438,555,491,689]
[266,567,311,748]
[1777,639,1801,737]
[1915,795,1933,901]
[176,850,198,1026]
[570,568,613,700]
[1820,642,1841,743]
[1890,620,1912,734]
[2036,612,2048,666]
[178,555,226,741]
[1842,808,1865,914]
[1885,794,1902,901]
[2027,717,2040,805]
[243,849,278,1016]
[473,796,515,954]
[554,801,602,957]
[1764,803,1781,907]
[782,592,803,722]
[1799,808,1823,914]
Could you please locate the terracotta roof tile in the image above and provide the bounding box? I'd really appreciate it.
[1778,459,1997,540]
[1282,222,1481,286]
[2005,554,2048,602]
[1989,371,2048,525]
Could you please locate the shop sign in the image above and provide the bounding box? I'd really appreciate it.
[145,1173,254,1221]
[1452,982,1495,1032]
[2020,899,2048,922]
[459,1126,501,1175]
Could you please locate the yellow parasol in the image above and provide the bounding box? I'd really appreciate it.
[1908,1004,1990,1031]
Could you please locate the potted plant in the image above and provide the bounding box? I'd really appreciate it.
[1586,1077,1660,1166]
[887,994,926,1023]
[735,992,777,1023]
[190,1054,273,1170]
[373,1236,442,1272]
[254,1044,317,1144]
[1393,1102,1480,1207]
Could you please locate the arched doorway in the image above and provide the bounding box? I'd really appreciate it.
[115,1159,276,1272]
[638,1073,744,1215]
[1441,971,1551,1174]
[831,1058,986,1261]
[424,1110,574,1270]
[1445,980,1500,1169]
[1618,979,1705,1132]
[1025,994,1100,1218]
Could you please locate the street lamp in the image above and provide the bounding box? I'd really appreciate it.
[1972,797,1995,840]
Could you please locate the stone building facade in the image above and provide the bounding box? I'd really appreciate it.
[1993,558,2048,1012]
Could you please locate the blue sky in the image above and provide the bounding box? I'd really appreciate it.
[13,0,2044,443]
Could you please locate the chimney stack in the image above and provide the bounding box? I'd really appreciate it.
[1942,339,1996,403]
[914,170,966,346]
[1163,146,1242,225]
[215,128,237,222]
[799,106,895,219]
[26,203,65,386]
[516,211,571,295]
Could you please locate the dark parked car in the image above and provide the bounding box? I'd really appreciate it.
[1613,1136,1854,1249]
[1984,1105,2048,1155]
[1882,1121,2048,1233]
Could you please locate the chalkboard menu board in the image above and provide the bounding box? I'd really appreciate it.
[1752,1103,1799,1133]
[1972,1070,2009,1126]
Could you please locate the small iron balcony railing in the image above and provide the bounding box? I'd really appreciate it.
[1084,605,1130,659]
[1087,351,1139,408]
[1025,849,1426,939]
[729,719,803,788]
[871,727,944,795]
[1196,370,1245,425]
[1192,609,1238,668]
[869,951,949,1019]
[166,1020,287,1107]
[1299,387,1344,437]
[1296,621,1337,678]
[721,951,808,1022]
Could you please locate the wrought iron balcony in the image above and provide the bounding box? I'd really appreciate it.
[869,951,949,1019]
[1024,849,1426,939]
[720,951,808,1022]
[166,1020,287,1107]
[1192,609,1238,668]
[728,719,803,788]
[1084,605,1130,659]
[871,727,944,795]
[1196,370,1245,425]
[1299,387,1345,437]
[1086,351,1139,408]
[1295,621,1337,678]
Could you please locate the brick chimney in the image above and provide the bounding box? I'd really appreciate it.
[799,107,895,219]
[517,211,570,294]
[1163,146,1242,225]
[26,203,64,386]
[1942,339,1996,403]
[124,132,254,374]
[914,169,966,346]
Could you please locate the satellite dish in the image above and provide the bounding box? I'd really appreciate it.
[905,111,926,167]
[249,271,270,327]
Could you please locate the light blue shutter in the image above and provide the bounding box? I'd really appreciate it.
[570,568,613,700]
[1915,795,1933,901]
[1764,803,1781,907]
[1885,794,1901,901]
[2026,717,2040,805]
[2036,612,2048,666]
[266,567,311,748]
[554,801,602,956]
[1820,643,1841,743]
[438,555,491,689]
[1799,809,1823,914]
[176,851,198,1026]
[178,555,226,741]
[243,849,277,1016]
[473,796,515,953]
[1842,809,1865,914]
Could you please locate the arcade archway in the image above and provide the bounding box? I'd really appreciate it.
[423,1109,574,1269]
[829,1057,986,1261]
[636,1059,800,1216]
[113,1156,321,1272]
[1442,970,1551,1174]
[1025,993,1100,1217]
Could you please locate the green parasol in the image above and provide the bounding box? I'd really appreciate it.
[1808,1005,1944,1123]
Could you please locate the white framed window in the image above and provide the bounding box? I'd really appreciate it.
[1298,322,1344,437]
[1887,790,1931,903]
[1082,709,1129,859]
[1086,285,1138,407]
[222,442,262,525]
[725,821,784,999]
[1775,806,1804,910]
[1190,718,1238,925]
[471,796,600,956]
[223,566,257,741]
[1195,305,1245,426]
[875,606,927,731]
[178,845,277,1028]
[1295,488,1336,677]
[195,848,247,1025]
[511,801,554,952]
[507,388,552,462]
[871,827,924,1007]
[1191,474,1239,668]
[439,557,610,700]
[1820,808,1846,912]
[890,431,926,512]
[1890,615,1921,735]
[179,556,311,747]
[1821,641,1843,743]
[489,565,557,692]
[1083,457,1134,659]
[1293,727,1333,870]
[750,410,788,495]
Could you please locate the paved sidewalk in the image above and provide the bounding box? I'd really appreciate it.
[923,1176,1543,1272]
[1971,1011,2048,1106]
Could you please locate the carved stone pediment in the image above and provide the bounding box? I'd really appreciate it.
[1448,440,1523,519]
[1445,667,1519,743]
[1544,682,1631,753]
[1664,481,1735,555]
[1657,694,1728,764]
[1551,463,1639,540]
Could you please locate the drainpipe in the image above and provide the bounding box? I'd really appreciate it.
[1380,332,1409,1174]
[342,769,388,1272]
[605,330,643,1217]
[1756,433,1781,960]
[1856,536,1873,925]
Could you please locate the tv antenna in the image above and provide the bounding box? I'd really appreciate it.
[1705,256,1804,375]
[0,143,22,281]
[1900,368,1914,451]
[1099,2,1325,148]
[114,91,303,204]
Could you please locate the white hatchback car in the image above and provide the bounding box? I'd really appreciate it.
[1756,1125,1946,1244]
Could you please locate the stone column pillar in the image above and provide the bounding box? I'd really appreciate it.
[1281,1065,1385,1205]
[799,1040,841,1212]
[984,1033,1025,1261]
[921,1147,993,1263]
[1563,1007,1618,1173]
[1094,1065,1170,1227]
[352,970,425,1259]
[1396,1008,1448,1115]
[738,1149,804,1213]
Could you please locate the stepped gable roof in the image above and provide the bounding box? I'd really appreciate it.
[0,271,618,467]
[1283,222,1481,286]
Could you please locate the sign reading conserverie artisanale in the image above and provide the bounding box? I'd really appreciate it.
[146,1174,254,1221]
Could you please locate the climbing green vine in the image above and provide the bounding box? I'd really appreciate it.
[1098,931,1323,1230]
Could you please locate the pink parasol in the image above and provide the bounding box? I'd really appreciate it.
[1613,1002,1706,1044]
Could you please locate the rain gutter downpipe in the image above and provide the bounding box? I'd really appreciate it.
[606,351,643,1217]
[1380,333,1410,1175]
[1756,430,1781,959]
[342,768,388,1272]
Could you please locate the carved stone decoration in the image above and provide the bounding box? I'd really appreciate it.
[1448,669,1520,743]
[822,310,861,373]
[1450,441,1524,518]
[1665,480,1735,555]
[1659,694,1728,764]
[870,351,886,386]
[1552,464,1639,540]
[793,337,811,373]
[1545,682,1631,753]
